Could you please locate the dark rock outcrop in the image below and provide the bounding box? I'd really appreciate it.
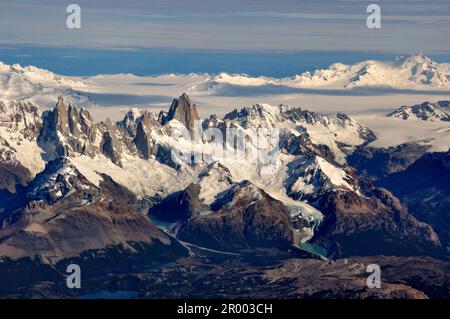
[175,181,295,252]
[348,142,431,180]
[38,96,100,158]
[312,188,442,258]
[133,112,161,159]
[380,150,450,251]
[161,93,200,131]
[387,101,450,121]
[150,184,207,223]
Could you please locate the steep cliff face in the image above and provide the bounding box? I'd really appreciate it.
[39,96,101,158]
[161,93,200,131]
[133,112,162,159]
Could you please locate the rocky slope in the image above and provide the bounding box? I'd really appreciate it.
[0,100,43,192]
[348,142,431,181]
[0,157,187,262]
[152,180,295,252]
[312,188,441,258]
[387,101,450,122]
[380,150,450,253]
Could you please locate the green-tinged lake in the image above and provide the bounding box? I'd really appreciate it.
[295,243,328,258]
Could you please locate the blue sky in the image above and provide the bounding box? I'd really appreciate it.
[1,0,450,53]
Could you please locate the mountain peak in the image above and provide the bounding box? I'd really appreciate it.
[398,53,432,64]
[180,92,190,101]
[387,101,450,122]
[162,93,200,130]
[29,157,96,204]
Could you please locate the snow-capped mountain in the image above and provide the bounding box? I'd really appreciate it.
[293,53,450,89]
[0,99,44,191]
[188,53,450,95]
[0,61,92,108]
[1,93,443,261]
[0,155,185,261]
[2,53,449,113]
[4,95,365,214]
[387,101,450,122]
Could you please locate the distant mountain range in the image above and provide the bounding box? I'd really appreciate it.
[188,53,450,95]
[388,101,450,122]
[1,53,450,109]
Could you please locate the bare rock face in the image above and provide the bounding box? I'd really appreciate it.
[150,184,207,223]
[133,112,161,159]
[348,142,431,181]
[312,188,442,258]
[100,130,122,166]
[118,110,138,136]
[39,96,100,158]
[161,93,200,130]
[54,95,70,135]
[279,128,336,163]
[174,181,295,252]
[387,101,450,122]
[380,150,450,251]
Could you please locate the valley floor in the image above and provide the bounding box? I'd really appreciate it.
[2,251,449,299]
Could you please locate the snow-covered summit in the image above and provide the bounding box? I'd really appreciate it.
[0,61,89,108]
[188,53,450,95]
[291,53,450,89]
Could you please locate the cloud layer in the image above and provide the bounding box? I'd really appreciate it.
[0,0,449,52]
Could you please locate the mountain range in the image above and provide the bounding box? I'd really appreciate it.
[1,53,450,110]
[0,89,449,298]
[387,101,450,122]
[188,53,450,95]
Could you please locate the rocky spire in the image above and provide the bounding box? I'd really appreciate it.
[133,112,159,159]
[68,102,80,137]
[161,93,200,130]
[38,96,101,158]
[100,130,122,166]
[54,95,69,134]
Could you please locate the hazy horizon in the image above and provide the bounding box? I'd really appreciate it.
[1,0,450,52]
[2,46,450,78]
